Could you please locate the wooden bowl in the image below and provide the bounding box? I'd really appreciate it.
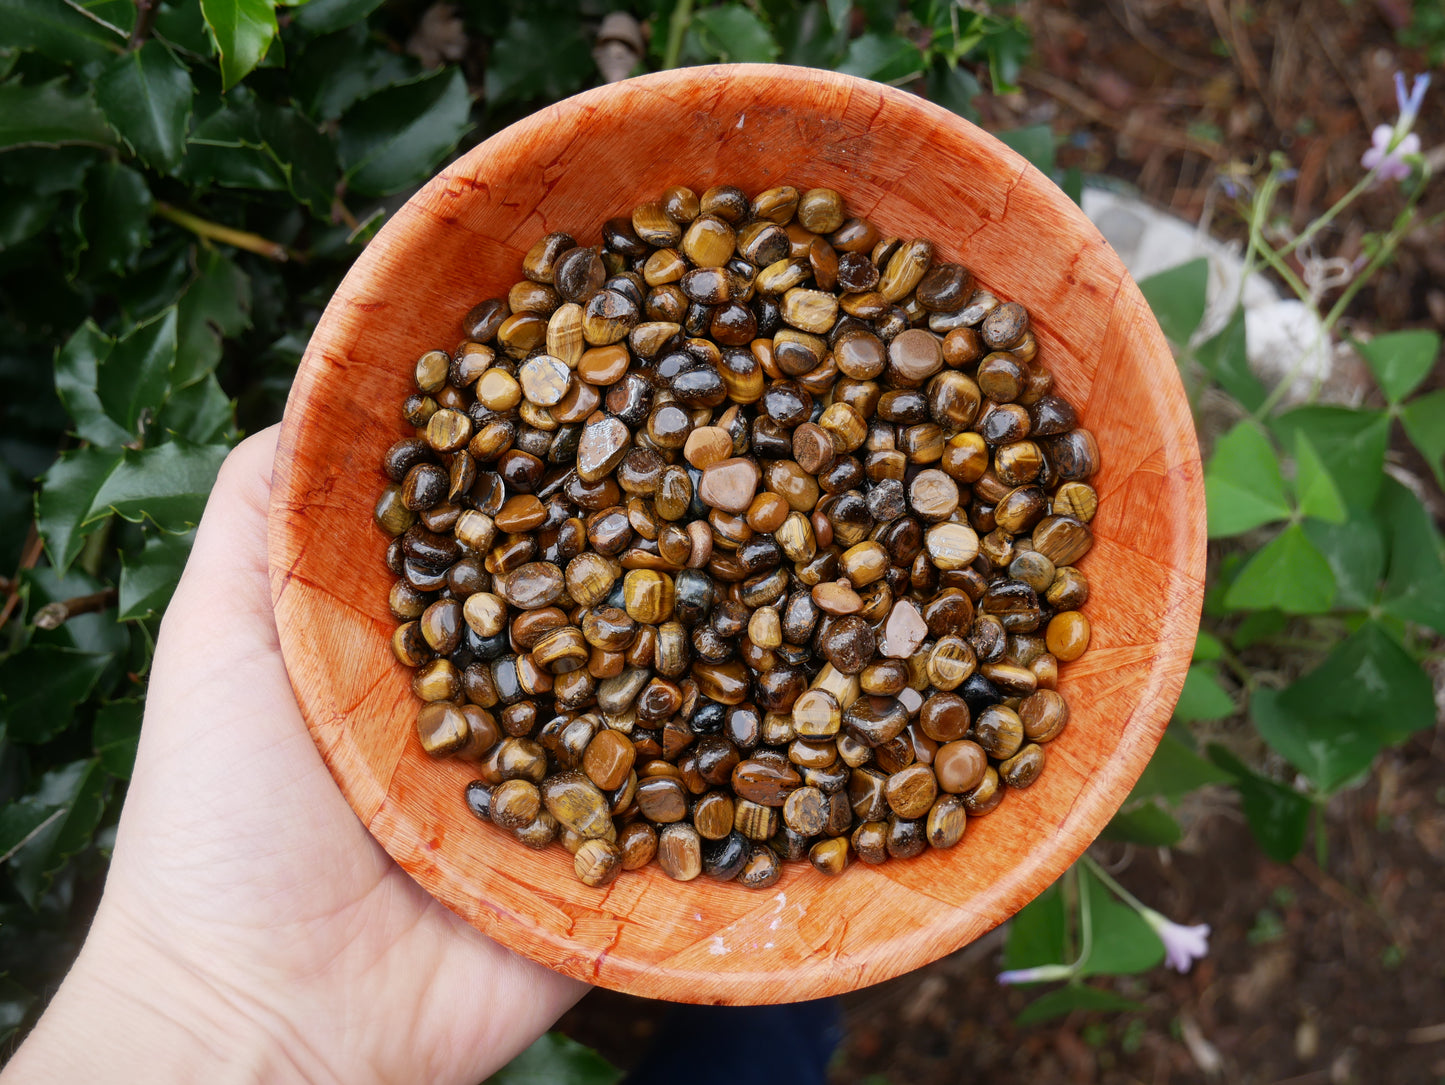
[269,64,1204,1005]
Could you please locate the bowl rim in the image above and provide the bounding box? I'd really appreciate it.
[270,62,1206,1004]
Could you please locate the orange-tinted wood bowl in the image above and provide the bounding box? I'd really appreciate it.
[269,64,1205,1005]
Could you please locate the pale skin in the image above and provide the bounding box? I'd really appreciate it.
[3,427,585,1084]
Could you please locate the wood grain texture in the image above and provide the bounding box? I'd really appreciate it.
[268,64,1205,1004]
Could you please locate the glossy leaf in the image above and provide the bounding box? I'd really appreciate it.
[997,124,1054,176]
[1003,882,1066,970]
[1078,866,1164,977]
[85,438,228,532]
[35,446,123,572]
[0,77,116,150]
[1138,259,1208,346]
[97,307,177,435]
[340,69,471,196]
[690,5,780,62]
[200,0,278,90]
[1192,631,1225,661]
[1171,665,1235,723]
[0,0,124,68]
[1194,305,1266,411]
[6,758,108,909]
[174,248,252,387]
[1357,329,1439,403]
[181,95,336,216]
[154,0,215,56]
[155,374,233,444]
[289,0,386,34]
[1224,523,1335,614]
[95,40,195,173]
[1400,388,1445,491]
[292,23,417,122]
[1207,745,1311,862]
[93,698,143,778]
[1291,430,1345,524]
[1377,477,1445,633]
[118,529,195,619]
[1250,689,1377,795]
[485,1032,622,1085]
[836,32,926,83]
[54,321,129,449]
[825,0,852,29]
[1016,985,1142,1026]
[1103,802,1182,847]
[1301,516,1384,611]
[482,18,590,106]
[1270,406,1390,512]
[74,160,152,278]
[984,18,1029,93]
[925,60,981,121]
[0,647,111,744]
[1204,420,1291,537]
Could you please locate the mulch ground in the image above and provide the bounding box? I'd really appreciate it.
[558,2,1445,1081]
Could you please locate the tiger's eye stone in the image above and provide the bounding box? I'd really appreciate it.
[502,562,565,610]
[925,522,979,570]
[698,457,761,514]
[819,614,877,674]
[1020,688,1069,742]
[842,696,908,747]
[623,569,675,624]
[887,328,944,384]
[1032,514,1093,565]
[636,775,689,823]
[657,823,703,881]
[417,702,470,756]
[885,763,937,819]
[926,794,967,849]
[573,838,622,887]
[576,416,631,483]
[731,759,801,806]
[974,704,1025,759]
[783,785,829,836]
[919,692,971,743]
[808,836,849,876]
[494,494,547,533]
[490,778,543,830]
[792,688,841,738]
[1000,743,1046,788]
[812,580,862,617]
[908,469,959,520]
[1046,610,1091,661]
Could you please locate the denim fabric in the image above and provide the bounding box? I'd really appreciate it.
[625,998,843,1085]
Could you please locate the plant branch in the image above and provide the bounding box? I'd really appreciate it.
[0,528,44,628]
[34,589,119,630]
[662,0,694,71]
[155,203,292,262]
[128,0,160,48]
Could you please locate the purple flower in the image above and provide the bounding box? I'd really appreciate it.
[1362,125,1421,182]
[997,963,1076,986]
[1141,909,1211,973]
[1396,71,1430,127]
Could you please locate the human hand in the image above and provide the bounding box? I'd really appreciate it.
[4,426,586,1085]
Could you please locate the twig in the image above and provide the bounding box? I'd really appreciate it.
[128,0,160,48]
[154,203,291,262]
[661,0,694,71]
[1019,69,1225,160]
[34,589,119,630]
[0,529,44,628]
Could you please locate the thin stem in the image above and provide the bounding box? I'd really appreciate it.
[661,0,694,71]
[155,202,291,262]
[1276,171,1377,259]
[0,528,44,629]
[34,589,119,630]
[1082,854,1150,917]
[1074,863,1094,976]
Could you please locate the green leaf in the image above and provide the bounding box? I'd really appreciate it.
[1192,631,1225,661]
[484,1032,622,1085]
[292,23,416,122]
[1254,620,1437,791]
[1269,406,1390,512]
[0,188,60,251]
[0,77,117,151]
[1377,477,1445,633]
[925,60,981,121]
[1229,608,1287,649]
[1194,305,1266,411]
[181,94,337,215]
[1204,419,1291,537]
[35,446,124,572]
[1291,430,1345,524]
[997,124,1055,177]
[482,18,590,106]
[1358,329,1440,403]
[1172,666,1236,724]
[825,0,852,30]
[984,18,1030,93]
[1207,745,1311,862]
[118,529,194,619]
[5,758,108,909]
[1078,866,1164,976]
[174,248,252,386]
[199,0,278,90]
[340,68,471,196]
[835,32,926,83]
[95,40,195,174]
[1016,985,1143,1026]
[1138,258,1208,347]
[0,0,125,69]
[1223,523,1336,614]
[1103,802,1182,847]
[1301,516,1384,611]
[0,648,111,744]
[155,374,233,443]
[1003,882,1066,969]
[690,5,780,62]
[0,976,35,1047]
[288,0,385,35]
[1400,388,1445,491]
[97,307,177,435]
[85,438,227,532]
[76,160,152,278]
[93,698,143,778]
[154,0,215,57]
[53,321,129,448]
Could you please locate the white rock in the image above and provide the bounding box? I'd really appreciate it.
[880,600,928,659]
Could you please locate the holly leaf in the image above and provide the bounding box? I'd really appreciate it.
[289,0,387,35]
[1207,745,1311,862]
[1357,329,1439,403]
[1377,477,1445,633]
[85,438,227,532]
[985,18,1030,93]
[482,17,590,106]
[95,39,194,173]
[1194,305,1266,411]
[181,94,336,215]
[199,0,278,90]
[1139,258,1208,347]
[1204,419,1291,537]
[1291,430,1345,524]
[155,374,233,444]
[1223,523,1336,614]
[0,0,125,70]
[1016,984,1143,1026]
[1270,406,1390,511]
[118,528,195,619]
[925,60,981,121]
[174,248,252,386]
[0,647,111,744]
[93,698,143,778]
[53,321,127,449]
[0,77,117,151]
[836,32,926,83]
[484,1032,622,1085]
[690,5,780,62]
[4,758,108,910]
[340,68,472,196]
[1171,665,1235,723]
[997,124,1054,176]
[1400,389,1445,491]
[292,23,417,122]
[96,307,177,435]
[35,445,124,572]
[75,160,152,278]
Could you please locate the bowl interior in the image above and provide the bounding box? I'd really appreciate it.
[269,64,1205,1004]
